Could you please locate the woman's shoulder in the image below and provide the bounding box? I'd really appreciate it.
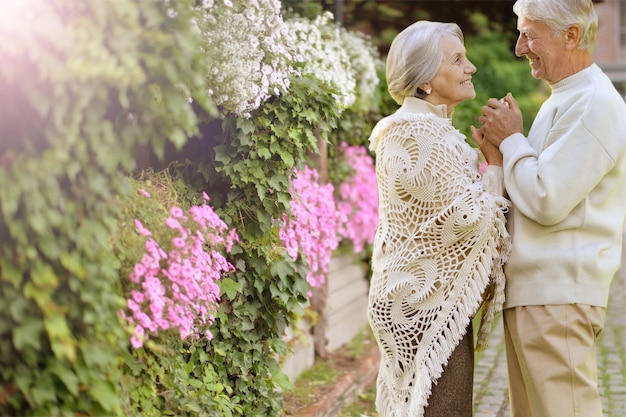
[368,112,454,151]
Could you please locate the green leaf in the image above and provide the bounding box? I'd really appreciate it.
[13,318,44,351]
[187,378,203,389]
[60,252,88,279]
[0,259,23,287]
[278,150,294,167]
[204,382,224,392]
[219,278,243,299]
[269,260,293,281]
[255,183,266,201]
[51,363,80,396]
[257,147,271,160]
[31,373,57,405]
[81,342,114,368]
[170,127,188,150]
[44,314,71,340]
[23,281,51,308]
[213,145,232,165]
[31,262,58,289]
[89,380,119,412]
[270,368,293,392]
[45,314,76,361]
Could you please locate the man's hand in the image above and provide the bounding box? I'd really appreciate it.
[478,93,524,147]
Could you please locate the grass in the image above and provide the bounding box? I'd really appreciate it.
[282,326,378,416]
[339,380,378,417]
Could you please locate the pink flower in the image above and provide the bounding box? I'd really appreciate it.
[135,325,145,337]
[128,299,140,312]
[130,336,143,349]
[134,219,152,237]
[133,263,146,278]
[124,192,236,349]
[139,189,151,198]
[170,207,184,218]
[131,290,144,304]
[129,271,140,283]
[166,217,182,231]
[279,166,340,290]
[335,143,378,252]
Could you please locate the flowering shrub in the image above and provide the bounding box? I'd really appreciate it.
[122,189,238,348]
[199,0,298,117]
[335,143,379,252]
[286,11,356,109]
[339,29,381,113]
[279,166,341,289]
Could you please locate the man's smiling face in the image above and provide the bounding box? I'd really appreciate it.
[515,16,570,84]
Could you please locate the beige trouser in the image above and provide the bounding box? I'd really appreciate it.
[503,305,606,417]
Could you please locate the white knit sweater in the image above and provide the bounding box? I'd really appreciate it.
[500,64,626,309]
[367,97,510,417]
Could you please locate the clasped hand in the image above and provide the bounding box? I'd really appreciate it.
[471,93,524,167]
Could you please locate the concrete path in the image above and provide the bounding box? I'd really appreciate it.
[473,265,626,417]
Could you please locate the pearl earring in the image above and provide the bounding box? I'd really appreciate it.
[426,88,432,95]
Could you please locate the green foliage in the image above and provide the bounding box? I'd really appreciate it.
[281,0,324,19]
[0,0,217,415]
[212,73,340,234]
[168,72,342,416]
[111,171,242,416]
[327,60,396,186]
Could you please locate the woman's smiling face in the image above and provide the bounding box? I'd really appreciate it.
[425,35,477,113]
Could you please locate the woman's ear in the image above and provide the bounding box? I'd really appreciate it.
[419,84,432,95]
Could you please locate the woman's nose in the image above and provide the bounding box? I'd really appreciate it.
[467,60,477,74]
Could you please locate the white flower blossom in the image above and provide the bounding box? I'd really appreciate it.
[199,0,297,117]
[286,12,356,109]
[339,29,381,112]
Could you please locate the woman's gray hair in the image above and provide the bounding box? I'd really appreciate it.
[386,21,463,105]
[513,0,598,53]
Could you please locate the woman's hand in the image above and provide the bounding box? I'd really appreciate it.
[471,126,503,167]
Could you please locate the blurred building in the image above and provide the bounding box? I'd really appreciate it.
[593,0,626,95]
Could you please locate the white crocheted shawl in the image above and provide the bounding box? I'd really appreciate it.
[367,98,510,417]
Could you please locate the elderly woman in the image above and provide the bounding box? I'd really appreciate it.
[367,21,511,417]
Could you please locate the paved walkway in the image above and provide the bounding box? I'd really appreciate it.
[473,264,626,417]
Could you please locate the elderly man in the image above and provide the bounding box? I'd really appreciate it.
[472,0,626,416]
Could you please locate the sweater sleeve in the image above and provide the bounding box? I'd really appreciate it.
[482,165,505,196]
[500,109,617,226]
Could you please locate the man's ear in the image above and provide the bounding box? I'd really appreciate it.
[564,25,581,49]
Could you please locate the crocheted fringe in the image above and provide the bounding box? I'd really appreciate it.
[476,206,510,351]
[408,241,494,417]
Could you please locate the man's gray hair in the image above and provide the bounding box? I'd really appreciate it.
[513,0,598,53]
[386,21,463,105]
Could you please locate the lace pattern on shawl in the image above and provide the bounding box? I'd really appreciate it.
[367,112,510,417]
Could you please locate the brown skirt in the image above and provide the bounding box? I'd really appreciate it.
[424,322,474,417]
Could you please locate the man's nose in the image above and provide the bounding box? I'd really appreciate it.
[515,36,527,57]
